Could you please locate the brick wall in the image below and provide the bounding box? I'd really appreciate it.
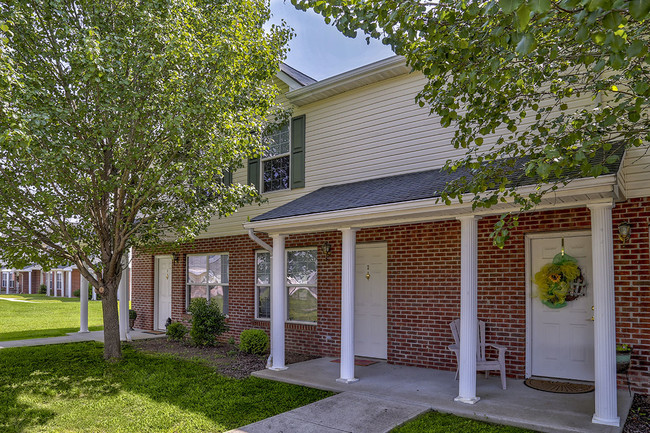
[131,198,650,392]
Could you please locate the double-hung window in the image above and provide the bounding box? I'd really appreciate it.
[261,124,290,193]
[55,272,62,291]
[255,248,318,323]
[186,254,229,314]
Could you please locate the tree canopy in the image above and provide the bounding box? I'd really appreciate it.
[0,0,290,358]
[294,0,649,245]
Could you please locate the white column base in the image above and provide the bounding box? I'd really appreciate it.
[336,377,359,384]
[454,396,480,405]
[268,366,288,372]
[592,415,620,427]
[78,330,90,334]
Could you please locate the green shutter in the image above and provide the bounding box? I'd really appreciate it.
[291,115,306,189]
[223,170,232,186]
[247,158,260,191]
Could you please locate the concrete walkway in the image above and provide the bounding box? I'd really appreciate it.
[0,329,166,349]
[234,357,631,433]
[230,392,428,433]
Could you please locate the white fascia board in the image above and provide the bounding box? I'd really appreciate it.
[275,70,303,92]
[244,176,616,234]
[286,55,409,106]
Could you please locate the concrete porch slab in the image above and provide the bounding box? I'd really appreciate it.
[252,357,632,433]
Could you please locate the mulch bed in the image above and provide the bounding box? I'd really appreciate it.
[624,394,650,433]
[129,337,318,379]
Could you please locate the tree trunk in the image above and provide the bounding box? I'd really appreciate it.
[101,280,122,360]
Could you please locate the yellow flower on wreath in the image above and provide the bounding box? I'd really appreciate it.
[534,259,580,307]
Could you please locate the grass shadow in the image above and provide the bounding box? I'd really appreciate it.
[0,342,331,432]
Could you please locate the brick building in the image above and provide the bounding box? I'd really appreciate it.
[131,57,650,427]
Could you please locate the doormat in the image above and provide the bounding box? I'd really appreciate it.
[524,378,594,394]
[142,330,166,335]
[330,358,378,366]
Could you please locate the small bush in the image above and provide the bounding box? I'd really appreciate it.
[166,322,188,341]
[39,284,47,295]
[129,309,137,320]
[187,298,228,346]
[227,336,235,345]
[73,289,81,297]
[239,329,269,355]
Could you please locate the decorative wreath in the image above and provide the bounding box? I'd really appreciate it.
[534,252,586,308]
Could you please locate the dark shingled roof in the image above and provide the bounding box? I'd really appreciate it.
[252,149,625,222]
[280,63,317,87]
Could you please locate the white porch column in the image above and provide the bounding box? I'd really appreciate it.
[455,215,480,404]
[337,227,359,384]
[28,270,32,294]
[46,272,51,296]
[79,277,89,333]
[66,271,72,298]
[270,234,287,370]
[589,202,620,426]
[118,258,130,341]
[54,272,59,297]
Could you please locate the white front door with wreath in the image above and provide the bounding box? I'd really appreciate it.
[528,232,595,381]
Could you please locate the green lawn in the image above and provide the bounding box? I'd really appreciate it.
[0,294,104,341]
[0,342,332,432]
[392,411,536,433]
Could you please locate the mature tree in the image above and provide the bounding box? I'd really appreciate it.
[294,0,649,245]
[0,0,290,359]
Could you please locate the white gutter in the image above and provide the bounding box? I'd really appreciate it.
[248,229,272,252]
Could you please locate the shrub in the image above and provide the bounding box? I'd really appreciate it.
[73,289,80,297]
[166,322,188,341]
[239,329,269,355]
[187,298,228,346]
[129,309,137,320]
[39,284,47,294]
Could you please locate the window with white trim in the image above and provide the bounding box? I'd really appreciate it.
[255,251,271,319]
[186,254,229,313]
[286,249,318,323]
[254,248,318,323]
[261,124,290,193]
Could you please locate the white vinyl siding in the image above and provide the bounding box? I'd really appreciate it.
[620,145,650,198]
[199,71,599,238]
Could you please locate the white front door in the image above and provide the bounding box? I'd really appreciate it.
[156,257,173,331]
[355,243,388,359]
[530,233,594,381]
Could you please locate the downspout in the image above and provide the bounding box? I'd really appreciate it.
[248,228,272,252]
[247,229,274,368]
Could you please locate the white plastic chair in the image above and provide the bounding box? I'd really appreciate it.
[448,318,508,390]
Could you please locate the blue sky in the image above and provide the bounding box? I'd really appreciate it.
[268,0,394,81]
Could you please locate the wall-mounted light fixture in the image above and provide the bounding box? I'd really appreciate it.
[618,221,632,244]
[172,252,180,263]
[321,241,332,258]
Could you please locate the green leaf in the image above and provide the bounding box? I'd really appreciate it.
[530,0,551,13]
[630,0,650,20]
[517,4,532,30]
[516,33,536,54]
[602,12,622,30]
[627,40,646,57]
[500,0,524,14]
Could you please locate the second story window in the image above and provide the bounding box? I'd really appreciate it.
[262,124,290,192]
